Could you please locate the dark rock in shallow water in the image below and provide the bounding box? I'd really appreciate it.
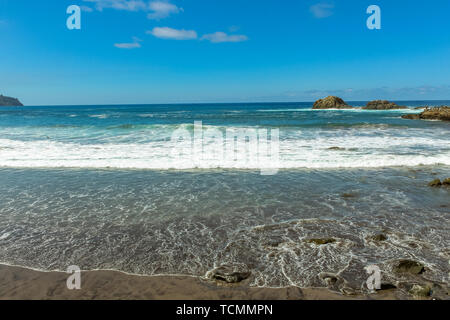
[341,193,357,198]
[321,274,338,286]
[401,113,421,120]
[363,100,407,110]
[319,272,344,290]
[0,94,23,106]
[428,178,450,188]
[370,234,388,242]
[207,264,251,284]
[328,147,346,151]
[307,238,336,245]
[393,260,425,275]
[409,284,432,298]
[379,283,397,291]
[313,96,353,109]
[340,286,357,296]
[428,179,442,187]
[402,106,450,121]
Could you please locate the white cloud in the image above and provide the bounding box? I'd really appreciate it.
[148,1,183,19]
[83,0,149,11]
[114,36,142,49]
[310,3,334,18]
[81,6,94,12]
[275,85,450,101]
[201,32,248,43]
[83,0,182,19]
[114,42,141,49]
[147,27,197,40]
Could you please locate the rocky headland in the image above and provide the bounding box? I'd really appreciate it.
[0,94,23,106]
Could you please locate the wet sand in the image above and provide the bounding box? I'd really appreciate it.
[0,264,402,300]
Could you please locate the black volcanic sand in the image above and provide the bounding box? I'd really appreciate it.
[0,264,404,300]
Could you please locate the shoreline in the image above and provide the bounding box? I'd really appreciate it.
[3,100,450,108]
[0,264,403,300]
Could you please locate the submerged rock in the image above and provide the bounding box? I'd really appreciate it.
[363,100,407,110]
[313,96,353,109]
[393,260,425,275]
[319,272,346,292]
[402,106,450,121]
[307,238,336,245]
[370,234,388,242]
[320,273,339,286]
[378,283,397,290]
[340,286,358,296]
[428,178,450,188]
[428,179,442,187]
[402,114,421,120]
[328,147,346,151]
[206,264,251,284]
[341,193,357,198]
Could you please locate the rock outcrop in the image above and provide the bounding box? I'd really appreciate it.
[393,260,425,275]
[341,193,357,198]
[328,147,346,151]
[402,114,421,120]
[363,100,407,110]
[428,179,442,187]
[307,238,336,245]
[369,234,388,242]
[409,284,432,298]
[402,106,450,121]
[313,96,353,109]
[206,264,251,284]
[428,178,450,187]
[0,94,23,106]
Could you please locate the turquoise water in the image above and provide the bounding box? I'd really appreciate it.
[0,101,449,168]
[0,102,449,290]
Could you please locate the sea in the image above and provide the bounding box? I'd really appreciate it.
[0,101,448,289]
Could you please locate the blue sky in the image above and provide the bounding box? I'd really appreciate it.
[1,0,450,105]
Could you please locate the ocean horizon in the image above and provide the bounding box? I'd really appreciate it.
[15,99,450,108]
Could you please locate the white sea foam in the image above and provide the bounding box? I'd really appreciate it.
[0,128,448,169]
[88,114,109,119]
[0,232,10,240]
